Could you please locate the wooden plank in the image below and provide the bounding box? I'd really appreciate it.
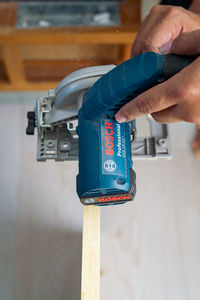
[1,45,26,86]
[0,81,59,91]
[0,58,118,91]
[24,59,118,81]
[81,206,100,300]
[120,44,132,63]
[0,27,139,46]
[120,0,141,25]
[0,62,8,81]
[0,2,18,27]
[16,44,120,61]
[0,57,119,91]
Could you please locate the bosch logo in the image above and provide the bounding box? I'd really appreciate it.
[98,195,131,203]
[104,160,117,172]
[105,122,114,155]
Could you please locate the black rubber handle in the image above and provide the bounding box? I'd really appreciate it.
[162,54,198,80]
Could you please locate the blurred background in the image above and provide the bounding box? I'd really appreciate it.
[0,1,200,300]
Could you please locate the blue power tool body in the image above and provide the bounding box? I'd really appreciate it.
[76,52,195,206]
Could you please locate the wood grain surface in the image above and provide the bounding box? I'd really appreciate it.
[81,206,100,300]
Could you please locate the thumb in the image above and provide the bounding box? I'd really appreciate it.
[115,81,175,123]
[170,29,200,55]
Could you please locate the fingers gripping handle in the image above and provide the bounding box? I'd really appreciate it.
[81,52,165,120]
[81,52,197,121]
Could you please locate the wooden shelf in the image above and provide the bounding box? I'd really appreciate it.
[0,1,140,91]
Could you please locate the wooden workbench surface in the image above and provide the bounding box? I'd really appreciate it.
[0,93,200,300]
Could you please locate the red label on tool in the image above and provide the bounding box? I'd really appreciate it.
[98,195,130,202]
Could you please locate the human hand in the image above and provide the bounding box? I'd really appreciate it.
[115,30,200,125]
[131,5,200,56]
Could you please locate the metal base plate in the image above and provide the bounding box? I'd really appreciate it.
[34,65,171,161]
